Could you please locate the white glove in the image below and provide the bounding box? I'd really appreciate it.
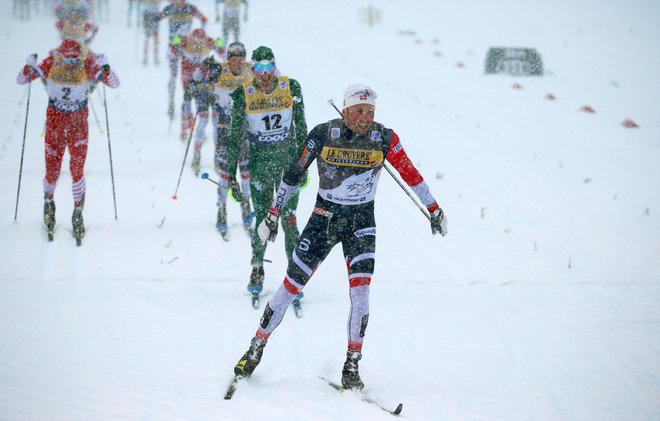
[96,54,109,67]
[257,210,280,244]
[430,208,447,236]
[26,54,37,67]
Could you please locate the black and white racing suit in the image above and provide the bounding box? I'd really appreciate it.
[255,118,441,355]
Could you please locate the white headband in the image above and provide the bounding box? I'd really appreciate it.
[342,84,377,109]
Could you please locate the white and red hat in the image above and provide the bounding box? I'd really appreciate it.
[342,84,377,109]
[57,39,82,59]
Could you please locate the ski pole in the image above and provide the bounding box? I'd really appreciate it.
[171,112,200,200]
[14,70,34,222]
[102,84,118,220]
[89,95,105,135]
[171,70,213,200]
[328,99,431,221]
[200,172,221,187]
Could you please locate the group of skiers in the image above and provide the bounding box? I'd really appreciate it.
[16,0,448,395]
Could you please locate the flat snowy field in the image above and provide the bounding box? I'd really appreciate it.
[1,0,659,420]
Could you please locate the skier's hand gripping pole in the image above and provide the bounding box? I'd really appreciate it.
[257,208,280,244]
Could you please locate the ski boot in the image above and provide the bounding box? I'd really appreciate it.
[248,265,264,308]
[234,337,267,378]
[43,195,56,241]
[191,150,201,176]
[292,291,304,318]
[240,200,254,235]
[71,206,85,247]
[216,204,228,240]
[341,352,365,390]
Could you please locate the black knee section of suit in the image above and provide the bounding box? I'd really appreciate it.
[350,257,374,274]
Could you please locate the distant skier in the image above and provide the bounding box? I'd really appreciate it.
[211,41,253,240]
[141,0,163,66]
[231,84,447,390]
[221,0,248,44]
[55,0,91,20]
[16,39,120,245]
[182,56,222,176]
[226,46,307,307]
[178,28,223,141]
[158,0,208,122]
[55,8,98,56]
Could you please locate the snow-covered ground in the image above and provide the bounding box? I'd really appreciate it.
[1,0,659,420]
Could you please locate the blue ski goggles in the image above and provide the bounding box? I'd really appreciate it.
[62,57,79,64]
[252,61,276,75]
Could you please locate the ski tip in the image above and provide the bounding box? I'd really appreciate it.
[201,172,209,179]
[393,403,403,415]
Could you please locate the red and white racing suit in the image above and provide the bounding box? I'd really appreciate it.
[16,52,120,205]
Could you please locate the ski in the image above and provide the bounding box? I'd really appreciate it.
[43,223,55,241]
[320,377,403,416]
[224,375,244,400]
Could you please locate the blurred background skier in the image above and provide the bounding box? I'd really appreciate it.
[183,56,222,176]
[221,0,248,44]
[55,0,91,20]
[141,0,163,66]
[55,6,98,56]
[178,27,223,141]
[158,0,208,123]
[210,41,254,240]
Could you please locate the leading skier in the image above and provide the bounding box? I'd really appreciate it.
[231,84,447,390]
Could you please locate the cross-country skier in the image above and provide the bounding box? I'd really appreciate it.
[220,0,247,44]
[55,0,91,20]
[231,84,447,390]
[211,41,253,240]
[158,0,207,122]
[141,0,162,66]
[183,56,222,176]
[16,39,120,246]
[55,8,98,56]
[178,28,223,141]
[226,46,307,306]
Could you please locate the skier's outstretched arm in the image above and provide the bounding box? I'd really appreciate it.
[386,130,447,236]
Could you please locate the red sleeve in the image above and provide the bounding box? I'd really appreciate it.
[385,131,424,186]
[84,57,101,81]
[85,23,99,35]
[193,6,208,24]
[39,57,54,78]
[85,57,120,88]
[55,20,64,31]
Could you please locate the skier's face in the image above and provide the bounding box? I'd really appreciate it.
[343,104,375,135]
[252,61,276,91]
[228,56,245,75]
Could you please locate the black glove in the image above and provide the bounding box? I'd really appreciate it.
[299,170,309,188]
[430,208,447,236]
[228,177,243,202]
[97,54,110,74]
[257,209,280,244]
